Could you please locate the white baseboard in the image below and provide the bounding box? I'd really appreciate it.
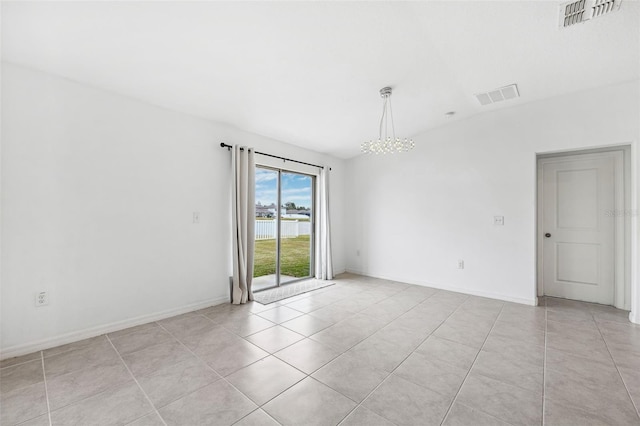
[0,296,229,360]
[630,310,640,325]
[345,268,537,306]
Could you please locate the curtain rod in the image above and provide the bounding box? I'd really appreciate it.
[220,143,331,170]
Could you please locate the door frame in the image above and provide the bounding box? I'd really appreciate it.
[536,145,631,310]
[253,164,316,290]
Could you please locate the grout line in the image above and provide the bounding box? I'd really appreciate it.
[153,322,279,414]
[438,303,505,425]
[105,335,168,426]
[336,292,472,426]
[592,313,640,420]
[40,351,53,426]
[155,320,314,425]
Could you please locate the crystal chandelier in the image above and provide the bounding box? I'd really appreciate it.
[361,87,415,155]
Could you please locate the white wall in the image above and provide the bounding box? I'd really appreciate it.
[0,63,345,356]
[345,80,640,322]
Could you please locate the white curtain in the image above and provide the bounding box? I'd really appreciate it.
[315,167,333,280]
[231,145,255,304]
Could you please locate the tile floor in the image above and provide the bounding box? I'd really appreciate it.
[2,273,640,425]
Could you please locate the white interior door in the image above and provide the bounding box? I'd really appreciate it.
[539,153,618,305]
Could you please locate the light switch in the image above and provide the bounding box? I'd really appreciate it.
[494,216,504,226]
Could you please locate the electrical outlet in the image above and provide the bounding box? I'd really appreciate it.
[35,291,49,307]
[457,260,465,270]
[494,216,505,226]
[193,212,200,224]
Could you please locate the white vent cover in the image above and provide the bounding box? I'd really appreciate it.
[559,0,622,28]
[475,84,520,106]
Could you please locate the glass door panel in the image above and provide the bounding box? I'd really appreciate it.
[253,167,279,291]
[280,172,313,285]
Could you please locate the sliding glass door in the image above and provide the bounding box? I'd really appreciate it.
[254,166,314,291]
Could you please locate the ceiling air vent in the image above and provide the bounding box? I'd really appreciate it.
[475,84,520,106]
[559,0,622,28]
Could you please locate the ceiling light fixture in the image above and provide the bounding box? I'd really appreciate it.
[361,87,415,155]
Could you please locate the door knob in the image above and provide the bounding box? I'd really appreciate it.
[545,233,551,238]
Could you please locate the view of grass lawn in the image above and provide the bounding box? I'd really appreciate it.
[254,235,311,278]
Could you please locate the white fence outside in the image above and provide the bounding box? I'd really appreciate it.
[255,220,311,240]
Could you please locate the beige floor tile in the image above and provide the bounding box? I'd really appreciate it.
[109,326,173,355]
[488,321,545,346]
[0,382,48,425]
[432,321,489,348]
[411,301,457,320]
[50,382,153,426]
[43,335,107,357]
[386,310,444,335]
[136,358,220,408]
[46,359,132,410]
[347,335,415,373]
[263,377,356,426]
[545,348,618,386]
[44,338,120,378]
[544,367,638,423]
[202,303,254,323]
[456,373,542,426]
[372,322,432,349]
[274,338,340,374]
[227,356,305,405]
[619,366,640,409]
[544,399,624,426]
[245,301,275,314]
[308,305,355,324]
[443,402,511,426]
[234,409,280,426]
[179,325,239,354]
[220,314,275,337]
[471,350,543,393]
[158,380,256,426]
[16,414,51,426]
[363,374,452,425]
[309,323,369,353]
[197,339,269,376]
[340,406,395,426]
[329,297,378,313]
[257,306,305,324]
[415,336,479,370]
[283,297,331,313]
[107,323,160,340]
[358,302,407,323]
[546,330,612,362]
[0,360,43,394]
[445,310,496,331]
[394,351,467,398]
[125,412,166,426]
[157,313,217,338]
[122,340,194,377]
[546,311,599,330]
[312,353,387,402]
[0,352,41,369]
[607,343,640,369]
[481,334,544,366]
[246,325,304,353]
[281,314,332,336]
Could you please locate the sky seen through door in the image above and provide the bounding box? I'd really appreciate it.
[256,168,313,208]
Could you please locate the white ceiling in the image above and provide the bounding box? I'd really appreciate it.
[2,1,639,158]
